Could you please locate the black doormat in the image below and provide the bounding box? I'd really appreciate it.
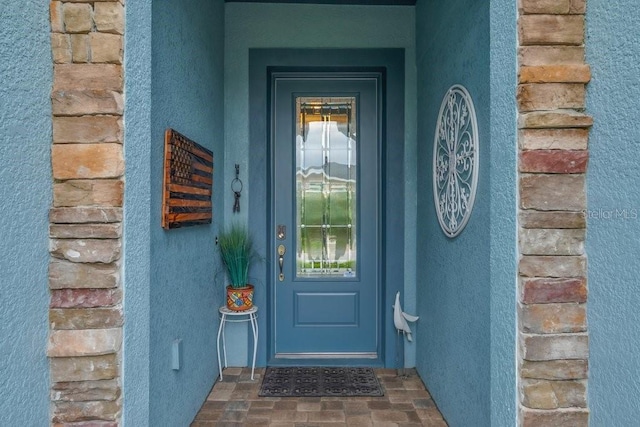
[258,367,384,397]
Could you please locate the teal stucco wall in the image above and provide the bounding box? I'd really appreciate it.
[224,3,417,367]
[123,1,152,423]
[124,0,225,425]
[488,0,518,424]
[586,0,640,424]
[415,0,517,425]
[0,1,52,424]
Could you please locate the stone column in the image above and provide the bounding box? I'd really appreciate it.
[517,0,592,425]
[48,1,125,425]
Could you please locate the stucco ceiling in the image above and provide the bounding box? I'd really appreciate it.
[225,0,416,5]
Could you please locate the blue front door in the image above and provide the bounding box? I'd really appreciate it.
[272,72,381,362]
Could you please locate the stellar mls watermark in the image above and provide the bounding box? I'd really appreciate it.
[583,208,638,220]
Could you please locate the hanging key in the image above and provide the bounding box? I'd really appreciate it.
[233,191,241,213]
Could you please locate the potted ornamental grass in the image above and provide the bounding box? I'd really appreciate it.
[218,223,259,311]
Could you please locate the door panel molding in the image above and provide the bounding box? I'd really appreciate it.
[294,292,359,326]
[249,48,405,367]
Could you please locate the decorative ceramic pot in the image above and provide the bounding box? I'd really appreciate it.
[226,284,254,311]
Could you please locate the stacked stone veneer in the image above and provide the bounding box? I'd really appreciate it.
[517,0,592,425]
[48,1,124,425]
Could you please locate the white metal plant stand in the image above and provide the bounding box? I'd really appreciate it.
[433,84,479,238]
[216,306,258,381]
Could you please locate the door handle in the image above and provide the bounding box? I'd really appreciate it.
[277,244,286,281]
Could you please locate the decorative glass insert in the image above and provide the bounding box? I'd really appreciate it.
[296,97,357,278]
[432,85,479,238]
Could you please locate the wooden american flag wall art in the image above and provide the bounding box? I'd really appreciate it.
[162,128,213,229]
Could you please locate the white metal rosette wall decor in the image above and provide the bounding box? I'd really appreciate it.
[432,85,479,238]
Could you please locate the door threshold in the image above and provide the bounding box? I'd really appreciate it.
[275,352,378,359]
[268,355,384,367]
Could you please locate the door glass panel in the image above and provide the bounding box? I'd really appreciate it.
[296,97,357,278]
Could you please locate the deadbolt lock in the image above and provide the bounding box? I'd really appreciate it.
[277,225,286,240]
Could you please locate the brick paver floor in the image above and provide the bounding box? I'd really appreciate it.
[191,367,448,426]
